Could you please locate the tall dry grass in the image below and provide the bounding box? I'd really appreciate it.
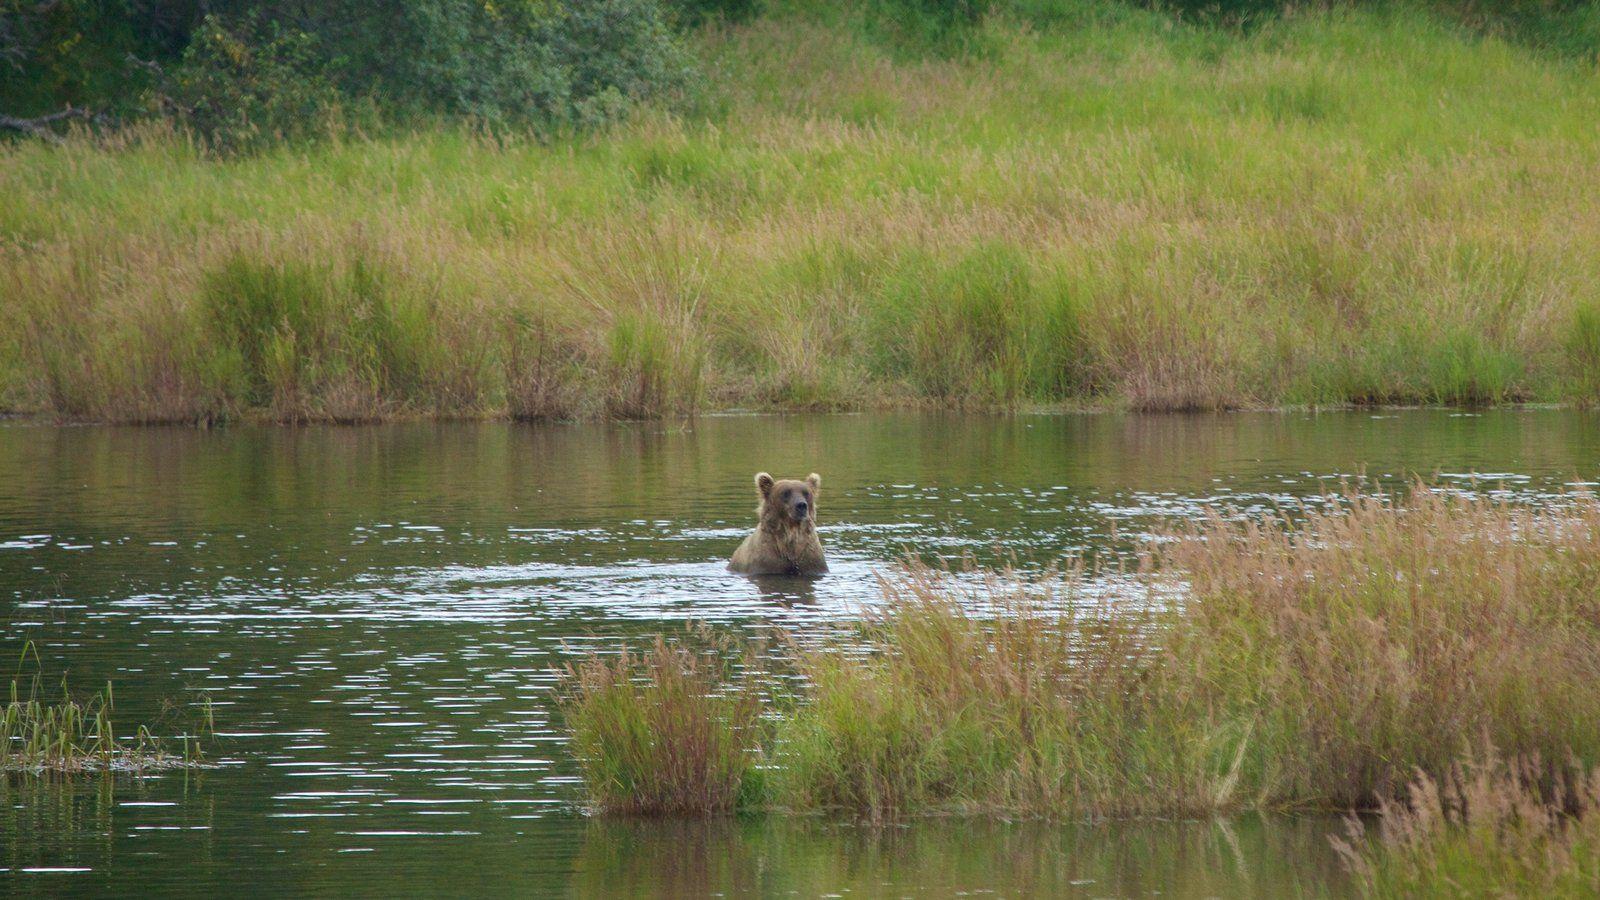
[560,483,1600,821]
[1160,484,1600,808]
[5,6,1600,420]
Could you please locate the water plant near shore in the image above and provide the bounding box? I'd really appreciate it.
[560,483,1600,819]
[560,632,765,815]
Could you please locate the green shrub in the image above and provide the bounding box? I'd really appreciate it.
[3,1,694,144]
[0,0,178,118]
[166,15,342,149]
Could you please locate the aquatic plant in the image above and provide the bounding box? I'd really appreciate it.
[560,630,764,815]
[1,673,205,776]
[561,483,1600,820]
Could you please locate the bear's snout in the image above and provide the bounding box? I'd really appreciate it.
[792,499,809,520]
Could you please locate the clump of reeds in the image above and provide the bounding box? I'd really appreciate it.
[1,676,204,776]
[1333,748,1600,897]
[559,629,765,815]
[772,566,1217,820]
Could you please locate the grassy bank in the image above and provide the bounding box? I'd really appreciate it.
[560,484,1600,820]
[5,4,1600,422]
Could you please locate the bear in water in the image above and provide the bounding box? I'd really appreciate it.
[728,472,827,576]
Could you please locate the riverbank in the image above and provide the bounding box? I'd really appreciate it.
[5,4,1600,423]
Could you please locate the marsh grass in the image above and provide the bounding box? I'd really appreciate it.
[1333,749,1600,897]
[6,5,1600,420]
[559,630,765,815]
[1163,483,1600,808]
[1,673,206,776]
[772,567,1214,820]
[561,483,1600,821]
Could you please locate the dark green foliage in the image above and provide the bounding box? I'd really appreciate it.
[865,0,995,51]
[171,0,693,139]
[2,0,693,144]
[165,15,341,149]
[549,0,697,126]
[0,0,193,117]
[668,0,765,26]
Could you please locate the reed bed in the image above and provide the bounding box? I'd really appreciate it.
[1,676,204,776]
[560,632,765,816]
[6,5,1600,421]
[560,484,1600,821]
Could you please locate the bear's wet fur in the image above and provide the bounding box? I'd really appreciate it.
[728,472,827,576]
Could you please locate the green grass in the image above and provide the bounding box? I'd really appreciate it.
[5,3,1600,420]
[559,631,765,815]
[2,664,208,776]
[560,483,1600,820]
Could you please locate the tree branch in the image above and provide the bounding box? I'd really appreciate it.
[0,106,96,144]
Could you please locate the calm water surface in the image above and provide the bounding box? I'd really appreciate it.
[3,410,1598,896]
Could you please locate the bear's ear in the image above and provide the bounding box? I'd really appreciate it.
[755,472,774,497]
[806,473,821,493]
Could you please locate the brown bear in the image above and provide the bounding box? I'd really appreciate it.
[728,472,827,576]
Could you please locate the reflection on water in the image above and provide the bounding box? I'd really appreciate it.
[569,816,1348,898]
[1,409,1597,894]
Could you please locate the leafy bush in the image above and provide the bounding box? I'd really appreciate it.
[668,0,765,26]
[165,15,341,149]
[3,0,694,144]
[167,0,693,140]
[0,0,184,118]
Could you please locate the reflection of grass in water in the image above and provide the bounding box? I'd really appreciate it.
[2,645,210,776]
[563,482,1600,822]
[569,815,1347,898]
[1335,748,1600,896]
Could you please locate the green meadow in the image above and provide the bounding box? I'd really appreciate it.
[6,3,1600,421]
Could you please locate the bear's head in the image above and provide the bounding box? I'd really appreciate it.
[756,472,821,528]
